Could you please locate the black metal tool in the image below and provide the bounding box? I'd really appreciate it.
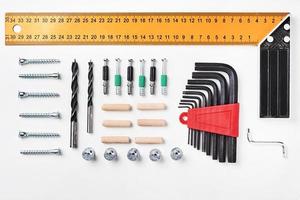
[102,58,109,95]
[182,92,210,154]
[192,72,228,163]
[70,59,79,148]
[195,63,238,163]
[182,96,204,150]
[185,85,218,159]
[87,60,93,133]
[127,59,134,95]
[260,17,290,118]
[150,59,156,95]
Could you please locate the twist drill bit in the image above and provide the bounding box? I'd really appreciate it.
[87,60,94,133]
[127,59,134,95]
[103,59,109,95]
[70,59,79,148]
[150,59,157,95]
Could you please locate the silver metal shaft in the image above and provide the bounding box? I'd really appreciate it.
[20,149,62,155]
[19,112,60,118]
[19,73,60,79]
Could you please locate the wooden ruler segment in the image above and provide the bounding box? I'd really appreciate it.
[5,12,288,45]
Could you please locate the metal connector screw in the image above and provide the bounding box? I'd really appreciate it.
[20,149,62,155]
[19,58,60,66]
[104,147,118,161]
[127,148,140,161]
[18,91,60,98]
[82,147,96,161]
[18,73,61,79]
[149,148,161,161]
[19,112,60,119]
[170,147,183,160]
[19,131,60,138]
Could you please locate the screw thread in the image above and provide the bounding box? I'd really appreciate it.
[19,58,60,65]
[27,92,59,98]
[161,87,167,95]
[19,73,60,79]
[19,112,60,118]
[139,87,145,96]
[20,149,61,155]
[19,132,60,138]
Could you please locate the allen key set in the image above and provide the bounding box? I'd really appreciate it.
[9,12,291,162]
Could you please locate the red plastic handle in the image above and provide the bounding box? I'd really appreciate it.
[179,103,239,137]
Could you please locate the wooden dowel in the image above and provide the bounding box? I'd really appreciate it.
[101,136,131,144]
[102,104,132,111]
[137,103,167,110]
[102,120,132,127]
[137,119,167,127]
[135,137,164,144]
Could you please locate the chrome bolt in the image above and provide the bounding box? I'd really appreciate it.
[170,147,183,160]
[19,73,61,79]
[19,112,60,118]
[127,148,140,161]
[19,58,60,66]
[149,149,161,161]
[19,131,60,138]
[18,91,60,98]
[20,148,62,155]
[104,147,118,161]
[82,147,96,161]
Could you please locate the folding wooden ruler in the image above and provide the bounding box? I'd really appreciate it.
[5,12,290,117]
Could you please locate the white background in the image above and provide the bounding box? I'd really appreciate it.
[0,0,299,200]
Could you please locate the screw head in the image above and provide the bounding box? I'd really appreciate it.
[82,147,96,161]
[149,149,161,161]
[127,148,140,161]
[19,58,28,65]
[50,112,61,118]
[18,91,27,98]
[104,148,118,161]
[19,131,28,138]
[170,147,183,160]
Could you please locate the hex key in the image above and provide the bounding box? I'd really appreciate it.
[192,72,228,163]
[180,100,198,148]
[183,90,213,156]
[195,63,238,163]
[178,104,192,144]
[185,85,218,159]
[182,96,203,150]
[187,80,220,160]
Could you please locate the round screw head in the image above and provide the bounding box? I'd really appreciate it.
[127,148,140,161]
[18,131,27,138]
[170,147,183,160]
[18,91,27,98]
[104,148,118,161]
[149,149,161,161]
[19,58,27,65]
[82,147,96,161]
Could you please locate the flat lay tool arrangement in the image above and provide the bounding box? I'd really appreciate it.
[9,12,290,163]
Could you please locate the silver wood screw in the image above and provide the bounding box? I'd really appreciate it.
[19,112,60,118]
[20,149,62,155]
[19,73,61,79]
[19,131,60,138]
[18,91,60,98]
[19,58,60,66]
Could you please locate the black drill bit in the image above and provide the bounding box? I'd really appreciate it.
[87,60,93,133]
[70,59,79,148]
